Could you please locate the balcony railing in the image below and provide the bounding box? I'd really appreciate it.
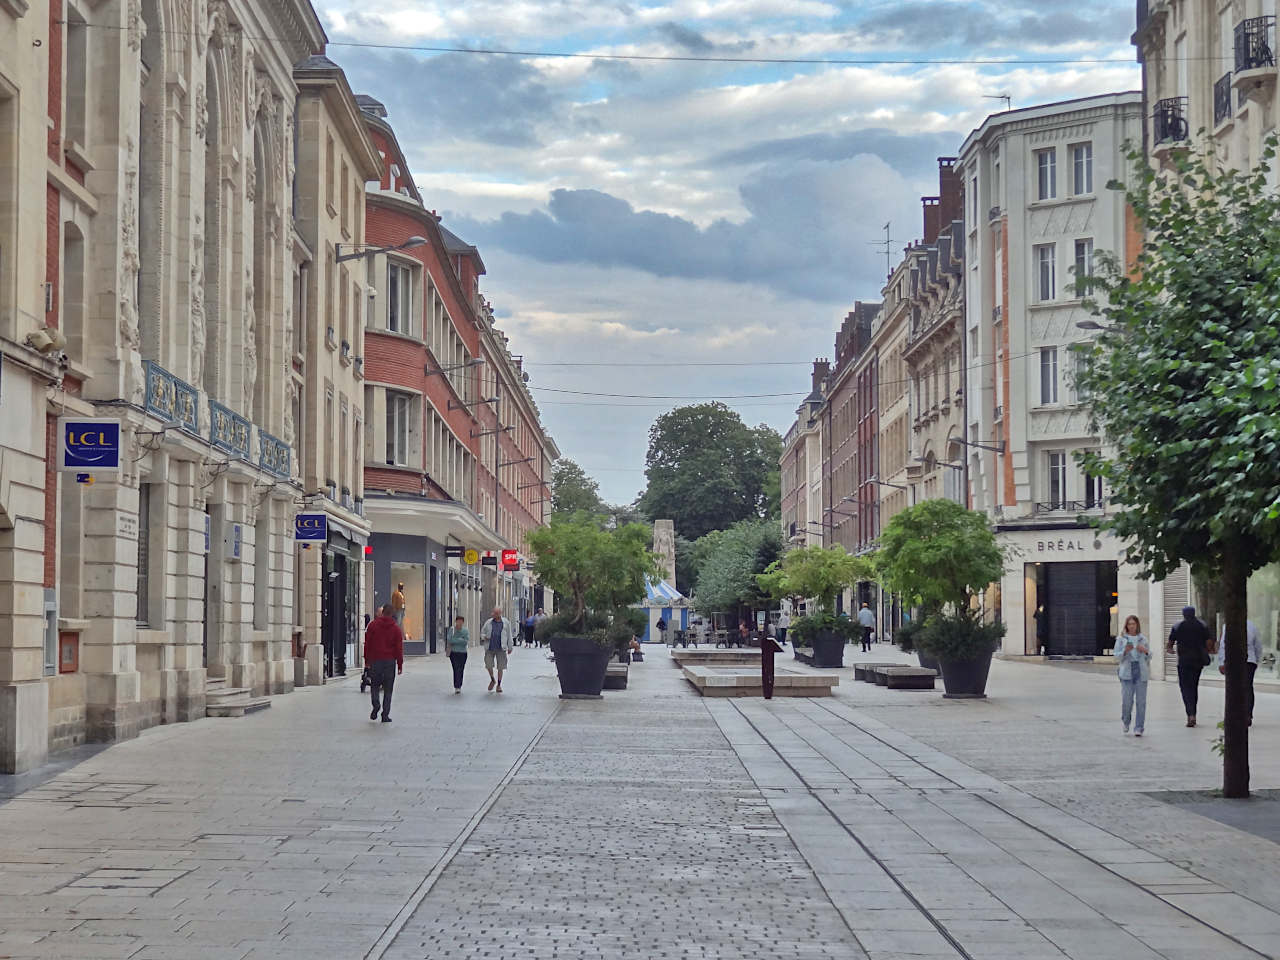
[144,361,199,435]
[1235,17,1276,73]
[258,428,291,478]
[209,400,251,459]
[1033,499,1106,516]
[1152,97,1189,145]
[1214,72,1234,126]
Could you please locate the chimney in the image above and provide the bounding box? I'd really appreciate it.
[937,156,962,229]
[922,196,942,245]
[812,359,830,393]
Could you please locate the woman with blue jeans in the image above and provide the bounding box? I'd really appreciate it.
[1114,615,1151,736]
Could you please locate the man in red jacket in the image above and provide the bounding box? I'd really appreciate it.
[364,604,404,723]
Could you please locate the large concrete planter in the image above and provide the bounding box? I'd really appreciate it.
[550,635,611,699]
[916,651,941,674]
[938,648,994,699]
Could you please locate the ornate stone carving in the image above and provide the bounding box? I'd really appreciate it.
[245,154,256,202]
[119,136,141,350]
[204,0,224,52]
[244,277,258,411]
[126,352,147,408]
[128,0,147,52]
[194,84,208,139]
[282,380,296,446]
[190,213,207,390]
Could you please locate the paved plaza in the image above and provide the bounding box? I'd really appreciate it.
[1,645,1278,959]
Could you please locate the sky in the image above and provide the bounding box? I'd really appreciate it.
[315,0,1142,504]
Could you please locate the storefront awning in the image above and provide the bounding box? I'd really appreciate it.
[363,494,507,552]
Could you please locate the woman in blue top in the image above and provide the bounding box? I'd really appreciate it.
[447,615,470,694]
[1114,615,1151,736]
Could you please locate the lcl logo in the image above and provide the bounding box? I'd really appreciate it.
[294,513,328,541]
[58,418,122,472]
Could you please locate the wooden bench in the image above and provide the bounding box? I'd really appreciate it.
[604,662,629,690]
[881,666,937,690]
[853,663,898,682]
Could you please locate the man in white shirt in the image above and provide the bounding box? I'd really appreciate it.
[1218,619,1262,725]
[856,603,876,652]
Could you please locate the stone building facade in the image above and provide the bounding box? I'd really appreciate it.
[291,55,381,681]
[959,93,1152,661]
[780,362,828,550]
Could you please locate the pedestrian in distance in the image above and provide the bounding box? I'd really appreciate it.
[656,616,668,645]
[391,582,407,628]
[1218,618,1262,726]
[857,602,876,653]
[535,608,548,648]
[480,607,514,693]
[1167,605,1213,727]
[777,609,790,646]
[737,621,751,648]
[521,610,537,647]
[447,615,469,694]
[1114,615,1151,736]
[363,603,404,723]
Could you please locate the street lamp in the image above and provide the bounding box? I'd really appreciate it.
[448,396,499,412]
[335,236,426,263]
[426,357,484,378]
[1076,319,1117,333]
[947,436,1005,454]
[915,455,964,471]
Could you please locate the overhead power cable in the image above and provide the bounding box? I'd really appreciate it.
[61,22,1172,67]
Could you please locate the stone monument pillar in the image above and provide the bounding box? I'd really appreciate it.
[653,519,677,587]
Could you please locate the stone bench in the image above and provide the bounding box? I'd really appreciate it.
[682,665,837,698]
[880,666,937,690]
[793,647,815,665]
[853,663,898,682]
[670,648,761,667]
[604,662,629,690]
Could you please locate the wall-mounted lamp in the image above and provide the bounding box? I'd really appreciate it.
[335,236,426,264]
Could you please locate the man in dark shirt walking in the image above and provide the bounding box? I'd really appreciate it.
[1168,605,1212,728]
[364,604,404,723]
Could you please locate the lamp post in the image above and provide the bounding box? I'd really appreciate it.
[334,236,426,264]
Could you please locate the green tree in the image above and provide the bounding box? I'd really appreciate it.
[757,545,875,613]
[550,459,606,517]
[878,499,1004,613]
[692,519,783,617]
[1076,140,1280,798]
[527,517,658,634]
[638,403,782,539]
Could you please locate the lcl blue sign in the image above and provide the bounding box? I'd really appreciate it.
[295,513,328,541]
[58,418,121,472]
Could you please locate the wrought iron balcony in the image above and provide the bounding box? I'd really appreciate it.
[257,428,291,479]
[1214,72,1234,126]
[1152,97,1189,145]
[1235,17,1276,73]
[1033,498,1106,516]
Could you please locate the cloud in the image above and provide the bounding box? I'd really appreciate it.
[853,1,1133,50]
[709,127,963,176]
[449,151,928,301]
[336,51,564,147]
[657,21,715,51]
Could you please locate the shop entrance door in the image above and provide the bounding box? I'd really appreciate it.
[1029,561,1120,657]
[323,552,349,677]
[429,565,439,654]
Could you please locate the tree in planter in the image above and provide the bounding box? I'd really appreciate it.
[1075,139,1280,798]
[877,500,1006,663]
[527,517,659,639]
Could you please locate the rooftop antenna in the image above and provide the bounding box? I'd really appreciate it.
[984,93,1012,112]
[867,222,897,277]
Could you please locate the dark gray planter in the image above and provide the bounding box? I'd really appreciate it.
[550,635,611,699]
[917,651,941,674]
[811,629,846,668]
[938,648,994,699]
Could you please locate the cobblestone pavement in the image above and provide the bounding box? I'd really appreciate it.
[2,643,1278,960]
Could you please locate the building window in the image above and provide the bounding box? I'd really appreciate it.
[1036,148,1056,200]
[1084,458,1104,508]
[386,392,410,466]
[136,483,151,625]
[1073,238,1094,295]
[325,135,335,210]
[387,260,414,335]
[1072,349,1090,403]
[1040,347,1059,405]
[66,10,89,147]
[1036,243,1056,301]
[1047,450,1067,508]
[1071,142,1093,195]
